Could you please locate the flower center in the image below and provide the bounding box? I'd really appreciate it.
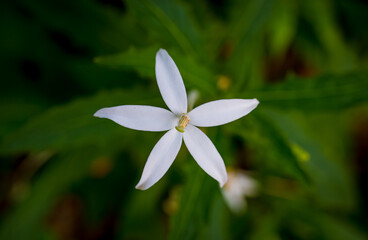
[175,114,190,133]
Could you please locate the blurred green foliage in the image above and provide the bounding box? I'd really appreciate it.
[1,0,368,239]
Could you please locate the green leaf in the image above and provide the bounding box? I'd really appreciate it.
[126,0,203,56]
[246,72,368,111]
[225,0,275,86]
[227,112,309,183]
[264,109,356,209]
[0,99,45,138]
[300,0,356,72]
[117,179,167,240]
[168,164,219,240]
[94,46,157,79]
[95,46,217,94]
[0,89,161,154]
[267,0,298,55]
[208,195,230,240]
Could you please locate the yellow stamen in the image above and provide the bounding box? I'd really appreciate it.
[175,114,190,133]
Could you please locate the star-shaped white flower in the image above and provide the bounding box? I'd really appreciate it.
[94,49,259,190]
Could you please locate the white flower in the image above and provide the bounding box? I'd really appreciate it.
[222,170,258,213]
[94,49,259,190]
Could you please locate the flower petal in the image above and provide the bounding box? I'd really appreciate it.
[183,125,227,186]
[136,129,183,190]
[156,49,187,114]
[94,105,177,132]
[188,99,259,127]
[222,188,247,213]
[236,173,258,197]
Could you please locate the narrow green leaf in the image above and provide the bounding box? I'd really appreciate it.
[94,47,156,78]
[95,46,217,94]
[300,0,356,72]
[117,180,167,240]
[267,0,298,55]
[208,195,230,240]
[246,72,368,111]
[227,112,309,183]
[168,164,219,240]
[226,0,275,86]
[0,99,45,138]
[264,109,356,209]
[0,89,161,153]
[126,0,203,55]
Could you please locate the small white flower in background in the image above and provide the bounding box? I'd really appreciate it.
[222,170,258,213]
[94,49,259,190]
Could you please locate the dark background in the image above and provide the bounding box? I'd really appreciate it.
[0,0,368,239]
